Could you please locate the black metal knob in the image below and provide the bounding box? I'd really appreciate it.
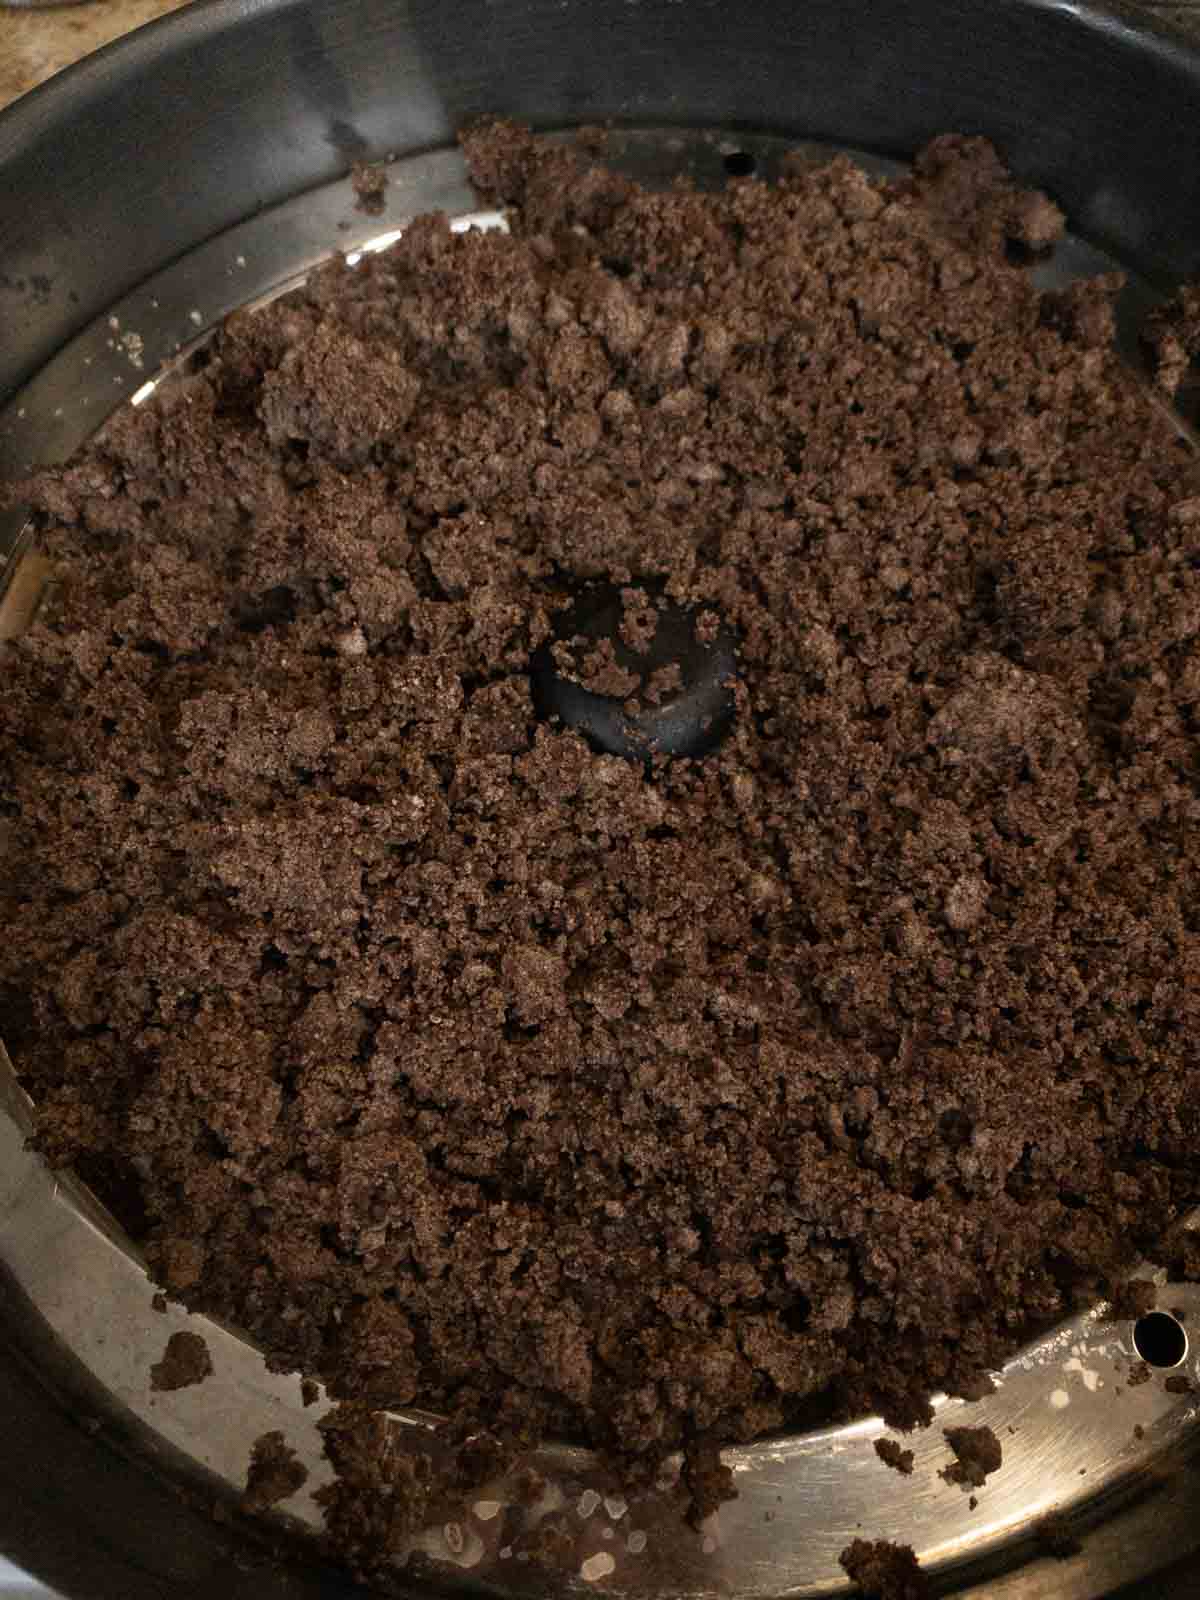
[530,583,736,761]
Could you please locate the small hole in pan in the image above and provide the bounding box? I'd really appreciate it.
[723,150,757,177]
[1132,1310,1188,1369]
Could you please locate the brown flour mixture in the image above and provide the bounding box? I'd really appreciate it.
[149,1329,213,1393]
[3,122,1200,1556]
[940,1424,1002,1490]
[244,1430,311,1512]
[874,1437,915,1477]
[840,1538,931,1600]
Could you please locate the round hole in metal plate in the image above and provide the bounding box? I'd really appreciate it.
[1133,1311,1189,1369]
[723,149,757,177]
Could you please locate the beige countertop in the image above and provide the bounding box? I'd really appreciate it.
[0,0,190,110]
[2,0,1200,115]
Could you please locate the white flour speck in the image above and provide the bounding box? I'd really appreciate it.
[580,1552,616,1582]
[1064,1356,1101,1392]
[119,330,145,370]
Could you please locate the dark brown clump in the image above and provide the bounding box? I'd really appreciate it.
[1144,281,1200,398]
[682,1437,737,1525]
[149,1330,213,1392]
[314,1406,432,1577]
[1159,1225,1200,1285]
[3,119,1200,1540]
[243,1429,309,1511]
[350,161,388,217]
[1108,1277,1158,1320]
[839,1538,931,1599]
[940,1424,1002,1489]
[875,1437,915,1476]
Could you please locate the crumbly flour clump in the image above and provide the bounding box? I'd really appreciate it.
[3,124,1199,1542]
